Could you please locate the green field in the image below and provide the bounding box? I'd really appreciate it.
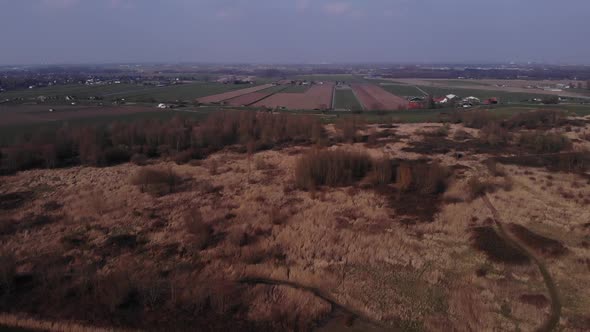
[379,83,426,97]
[0,82,268,104]
[0,84,153,100]
[333,89,362,110]
[293,74,367,83]
[424,79,491,87]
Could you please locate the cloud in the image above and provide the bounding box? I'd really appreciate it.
[322,2,352,16]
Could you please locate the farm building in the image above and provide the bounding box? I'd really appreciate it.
[484,97,499,105]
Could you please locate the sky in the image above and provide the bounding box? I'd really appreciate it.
[0,0,589,65]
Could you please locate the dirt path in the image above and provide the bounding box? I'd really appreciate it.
[238,277,393,331]
[482,195,562,332]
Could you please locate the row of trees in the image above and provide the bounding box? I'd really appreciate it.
[0,111,324,174]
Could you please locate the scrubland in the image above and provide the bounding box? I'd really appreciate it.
[1,109,590,331]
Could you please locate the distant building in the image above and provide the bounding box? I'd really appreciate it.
[157,103,167,109]
[484,97,499,105]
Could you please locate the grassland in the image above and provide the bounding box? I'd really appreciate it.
[424,79,491,87]
[418,85,549,102]
[0,82,268,104]
[379,83,426,97]
[333,89,362,110]
[293,74,368,83]
[2,108,590,331]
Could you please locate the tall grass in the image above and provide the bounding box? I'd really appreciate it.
[294,149,372,189]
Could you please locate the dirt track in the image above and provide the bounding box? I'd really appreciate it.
[482,195,561,332]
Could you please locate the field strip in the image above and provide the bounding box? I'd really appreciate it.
[197,84,274,104]
[482,195,561,332]
[245,85,290,106]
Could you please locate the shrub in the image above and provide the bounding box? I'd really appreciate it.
[335,116,366,143]
[396,162,413,192]
[103,146,131,165]
[294,149,372,189]
[396,161,450,194]
[366,158,394,186]
[485,160,506,177]
[453,129,472,141]
[467,177,497,199]
[131,166,182,196]
[130,153,148,166]
[479,122,511,146]
[517,132,572,153]
[173,149,202,165]
[418,124,450,137]
[505,110,566,130]
[0,253,16,297]
[455,110,495,129]
[183,207,213,250]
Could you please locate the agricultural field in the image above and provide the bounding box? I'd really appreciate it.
[253,82,335,110]
[333,88,362,110]
[351,84,409,110]
[392,78,590,101]
[224,85,288,107]
[293,74,367,83]
[197,84,275,104]
[378,83,426,97]
[280,85,311,93]
[1,108,590,331]
[0,82,267,104]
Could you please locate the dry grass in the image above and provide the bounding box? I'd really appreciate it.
[516,131,572,153]
[2,119,589,331]
[130,166,182,196]
[294,149,372,189]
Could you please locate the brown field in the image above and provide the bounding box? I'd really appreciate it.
[197,84,275,104]
[0,105,161,126]
[253,83,335,110]
[1,110,590,331]
[351,84,408,110]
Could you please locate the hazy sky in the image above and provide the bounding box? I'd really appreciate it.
[1,0,588,65]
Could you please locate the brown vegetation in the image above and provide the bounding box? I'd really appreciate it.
[0,111,324,174]
[516,132,572,153]
[471,226,530,265]
[508,224,568,257]
[130,166,182,196]
[294,149,373,189]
